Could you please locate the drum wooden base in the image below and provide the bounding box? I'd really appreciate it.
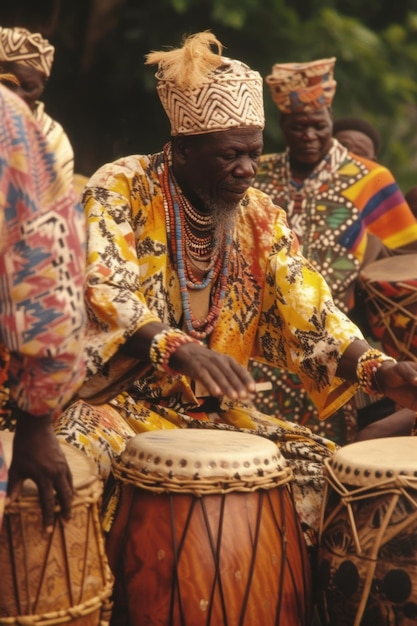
[109,485,311,626]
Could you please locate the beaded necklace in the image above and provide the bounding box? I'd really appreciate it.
[161,144,232,339]
[186,247,218,271]
[183,220,212,255]
[182,197,214,230]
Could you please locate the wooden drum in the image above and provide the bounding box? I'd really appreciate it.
[107,429,312,626]
[0,431,114,626]
[318,437,417,626]
[358,255,417,360]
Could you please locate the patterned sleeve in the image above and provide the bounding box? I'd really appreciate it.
[257,208,364,420]
[81,156,163,376]
[0,85,86,419]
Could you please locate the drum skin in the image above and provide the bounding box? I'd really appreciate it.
[318,437,417,626]
[107,429,312,626]
[0,431,114,626]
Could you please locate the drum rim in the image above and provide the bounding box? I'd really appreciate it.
[112,457,294,495]
[359,253,417,280]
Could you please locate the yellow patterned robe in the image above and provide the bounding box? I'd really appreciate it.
[56,144,365,544]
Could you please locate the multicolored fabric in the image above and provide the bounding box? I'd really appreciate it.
[0,27,54,77]
[33,101,74,189]
[266,57,337,114]
[254,140,417,313]
[55,143,365,546]
[147,32,264,135]
[251,139,417,443]
[78,144,362,415]
[0,84,86,421]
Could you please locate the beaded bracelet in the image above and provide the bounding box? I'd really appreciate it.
[356,348,397,397]
[149,328,201,376]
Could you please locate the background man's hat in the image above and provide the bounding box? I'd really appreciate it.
[0,27,54,77]
[266,57,337,114]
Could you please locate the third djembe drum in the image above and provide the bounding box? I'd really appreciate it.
[318,437,417,626]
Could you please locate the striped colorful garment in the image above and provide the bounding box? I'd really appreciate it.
[0,85,86,528]
[55,144,365,545]
[251,139,417,443]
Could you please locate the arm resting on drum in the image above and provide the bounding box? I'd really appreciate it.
[338,340,417,413]
[354,408,416,441]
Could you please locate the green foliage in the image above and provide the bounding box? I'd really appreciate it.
[48,0,417,190]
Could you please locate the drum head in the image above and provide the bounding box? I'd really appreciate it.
[326,436,417,487]
[116,429,291,493]
[360,254,417,283]
[0,429,97,495]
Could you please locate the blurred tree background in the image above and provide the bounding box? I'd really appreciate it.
[2,0,417,190]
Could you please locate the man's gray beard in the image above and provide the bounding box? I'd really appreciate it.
[202,197,240,249]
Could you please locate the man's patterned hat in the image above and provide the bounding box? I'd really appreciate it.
[146,31,264,136]
[0,27,54,77]
[266,57,337,114]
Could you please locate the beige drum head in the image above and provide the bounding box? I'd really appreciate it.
[0,429,97,496]
[326,436,417,488]
[360,254,417,282]
[114,429,292,493]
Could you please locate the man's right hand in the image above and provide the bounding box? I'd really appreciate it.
[170,341,257,401]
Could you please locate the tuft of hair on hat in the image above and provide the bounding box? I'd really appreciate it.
[145,31,224,90]
[332,116,381,156]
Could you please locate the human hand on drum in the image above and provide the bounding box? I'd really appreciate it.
[339,340,417,412]
[7,410,74,533]
[126,322,257,401]
[375,360,417,410]
[171,341,257,400]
